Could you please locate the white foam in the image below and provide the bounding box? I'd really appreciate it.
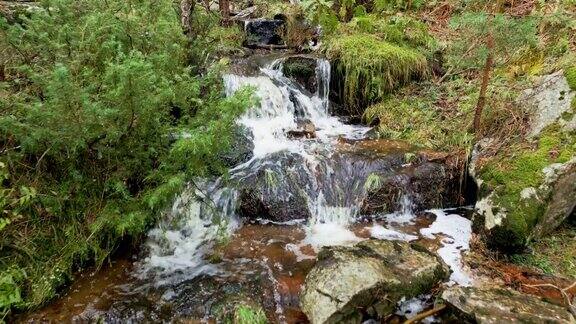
[303,223,362,251]
[420,210,473,286]
[396,295,436,323]
[370,224,418,242]
[136,186,238,286]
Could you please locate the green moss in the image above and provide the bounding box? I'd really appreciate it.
[362,79,474,151]
[234,305,268,324]
[479,126,576,250]
[564,66,576,91]
[326,34,428,111]
[282,59,316,80]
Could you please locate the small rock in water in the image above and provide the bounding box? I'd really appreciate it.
[442,286,576,324]
[300,240,448,324]
[287,119,316,139]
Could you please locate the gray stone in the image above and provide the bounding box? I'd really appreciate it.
[532,160,576,238]
[442,286,576,324]
[518,70,575,137]
[300,240,448,324]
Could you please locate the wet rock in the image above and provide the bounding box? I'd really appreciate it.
[235,141,463,223]
[236,152,313,223]
[361,160,462,215]
[244,19,286,49]
[287,119,316,139]
[300,240,448,324]
[282,56,318,94]
[518,70,575,137]
[220,125,254,168]
[442,286,576,323]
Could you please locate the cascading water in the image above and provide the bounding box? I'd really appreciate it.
[25,55,475,323]
[138,56,371,285]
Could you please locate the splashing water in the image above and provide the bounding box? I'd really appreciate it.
[128,55,474,322]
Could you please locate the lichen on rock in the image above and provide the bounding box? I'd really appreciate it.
[299,240,448,324]
[473,126,575,251]
[442,286,575,323]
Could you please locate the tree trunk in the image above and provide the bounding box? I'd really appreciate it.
[219,0,231,26]
[473,34,494,135]
[473,1,504,136]
[180,0,195,36]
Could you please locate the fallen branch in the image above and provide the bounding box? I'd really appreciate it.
[404,304,447,324]
[523,281,576,316]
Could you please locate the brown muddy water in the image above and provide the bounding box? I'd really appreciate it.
[19,211,463,323]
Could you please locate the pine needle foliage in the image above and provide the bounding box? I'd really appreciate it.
[0,0,251,315]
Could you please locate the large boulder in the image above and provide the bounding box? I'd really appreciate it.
[243,19,286,49]
[442,286,575,323]
[471,70,576,252]
[519,70,576,137]
[300,240,448,324]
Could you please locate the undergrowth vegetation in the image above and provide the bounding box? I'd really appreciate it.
[326,34,428,112]
[510,224,576,279]
[0,0,251,317]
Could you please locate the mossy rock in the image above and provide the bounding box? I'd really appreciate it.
[282,56,318,93]
[565,66,576,91]
[326,34,428,116]
[300,240,448,323]
[475,126,576,252]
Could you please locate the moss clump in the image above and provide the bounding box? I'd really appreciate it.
[564,66,576,91]
[326,34,428,112]
[479,126,576,250]
[233,305,268,324]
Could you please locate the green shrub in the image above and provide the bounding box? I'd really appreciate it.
[0,0,251,313]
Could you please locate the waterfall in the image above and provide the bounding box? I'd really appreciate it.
[138,56,372,284]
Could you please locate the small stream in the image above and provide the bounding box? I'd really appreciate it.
[22,56,474,323]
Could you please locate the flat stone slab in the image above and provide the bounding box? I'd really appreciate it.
[442,286,576,323]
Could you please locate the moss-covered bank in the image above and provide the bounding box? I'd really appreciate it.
[476,126,575,251]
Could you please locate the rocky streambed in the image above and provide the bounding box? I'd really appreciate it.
[19,52,575,324]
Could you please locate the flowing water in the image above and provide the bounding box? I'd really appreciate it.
[22,56,474,323]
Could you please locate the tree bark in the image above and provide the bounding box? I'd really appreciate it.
[180,0,195,36]
[219,0,231,26]
[473,34,494,135]
[473,0,503,136]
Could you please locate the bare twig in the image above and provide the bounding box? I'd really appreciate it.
[403,304,447,324]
